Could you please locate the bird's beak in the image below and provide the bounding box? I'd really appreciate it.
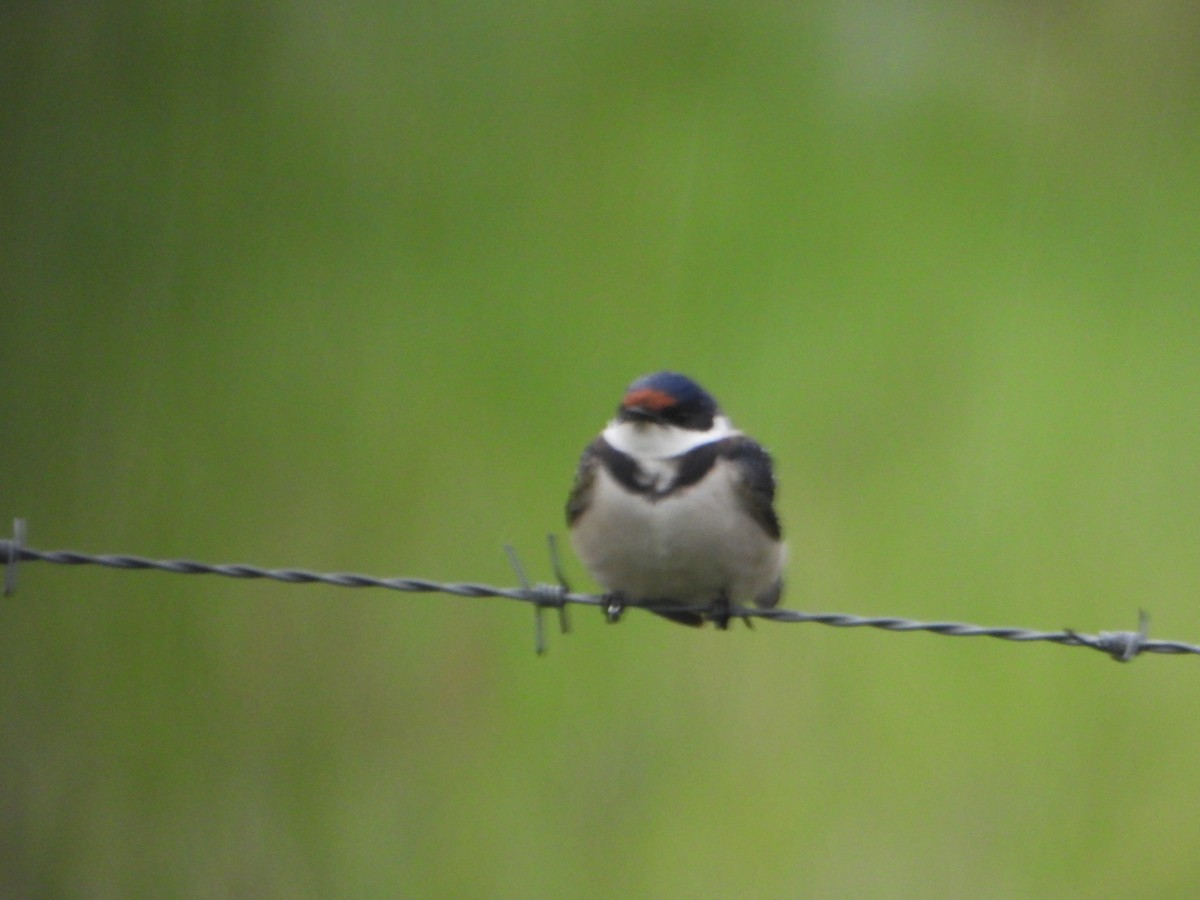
[620,405,664,425]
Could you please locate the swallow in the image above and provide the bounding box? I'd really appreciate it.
[567,371,785,626]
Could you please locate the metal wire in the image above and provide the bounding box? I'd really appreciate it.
[3,518,1197,661]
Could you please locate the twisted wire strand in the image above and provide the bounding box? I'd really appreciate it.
[2,521,1196,661]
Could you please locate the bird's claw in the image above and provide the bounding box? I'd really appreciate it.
[604,593,626,624]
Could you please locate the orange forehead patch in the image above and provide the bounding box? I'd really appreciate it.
[622,387,676,411]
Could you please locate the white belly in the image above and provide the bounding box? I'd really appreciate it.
[570,462,784,605]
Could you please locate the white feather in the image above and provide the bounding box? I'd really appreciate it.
[601,414,736,458]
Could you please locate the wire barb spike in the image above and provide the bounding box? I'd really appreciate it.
[4,518,26,597]
[504,543,570,656]
[1082,609,1151,663]
[545,534,571,636]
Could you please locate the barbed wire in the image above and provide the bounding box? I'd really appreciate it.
[3,518,1197,660]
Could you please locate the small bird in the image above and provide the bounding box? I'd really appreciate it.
[566,371,785,627]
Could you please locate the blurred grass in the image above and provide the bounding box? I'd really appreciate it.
[4,2,1200,897]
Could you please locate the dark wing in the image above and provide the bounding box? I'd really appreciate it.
[715,436,782,540]
[566,437,605,525]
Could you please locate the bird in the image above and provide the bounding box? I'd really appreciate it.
[566,371,785,627]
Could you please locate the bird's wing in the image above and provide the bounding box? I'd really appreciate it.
[714,436,782,540]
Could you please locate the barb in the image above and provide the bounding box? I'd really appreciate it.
[3,518,24,597]
[504,540,570,656]
[2,519,1197,661]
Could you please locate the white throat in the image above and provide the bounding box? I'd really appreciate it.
[602,414,737,459]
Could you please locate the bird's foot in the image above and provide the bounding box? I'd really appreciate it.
[603,592,627,624]
[709,594,732,631]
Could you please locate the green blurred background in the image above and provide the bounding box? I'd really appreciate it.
[4,3,1200,896]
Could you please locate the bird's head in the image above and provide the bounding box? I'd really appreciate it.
[616,371,719,431]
